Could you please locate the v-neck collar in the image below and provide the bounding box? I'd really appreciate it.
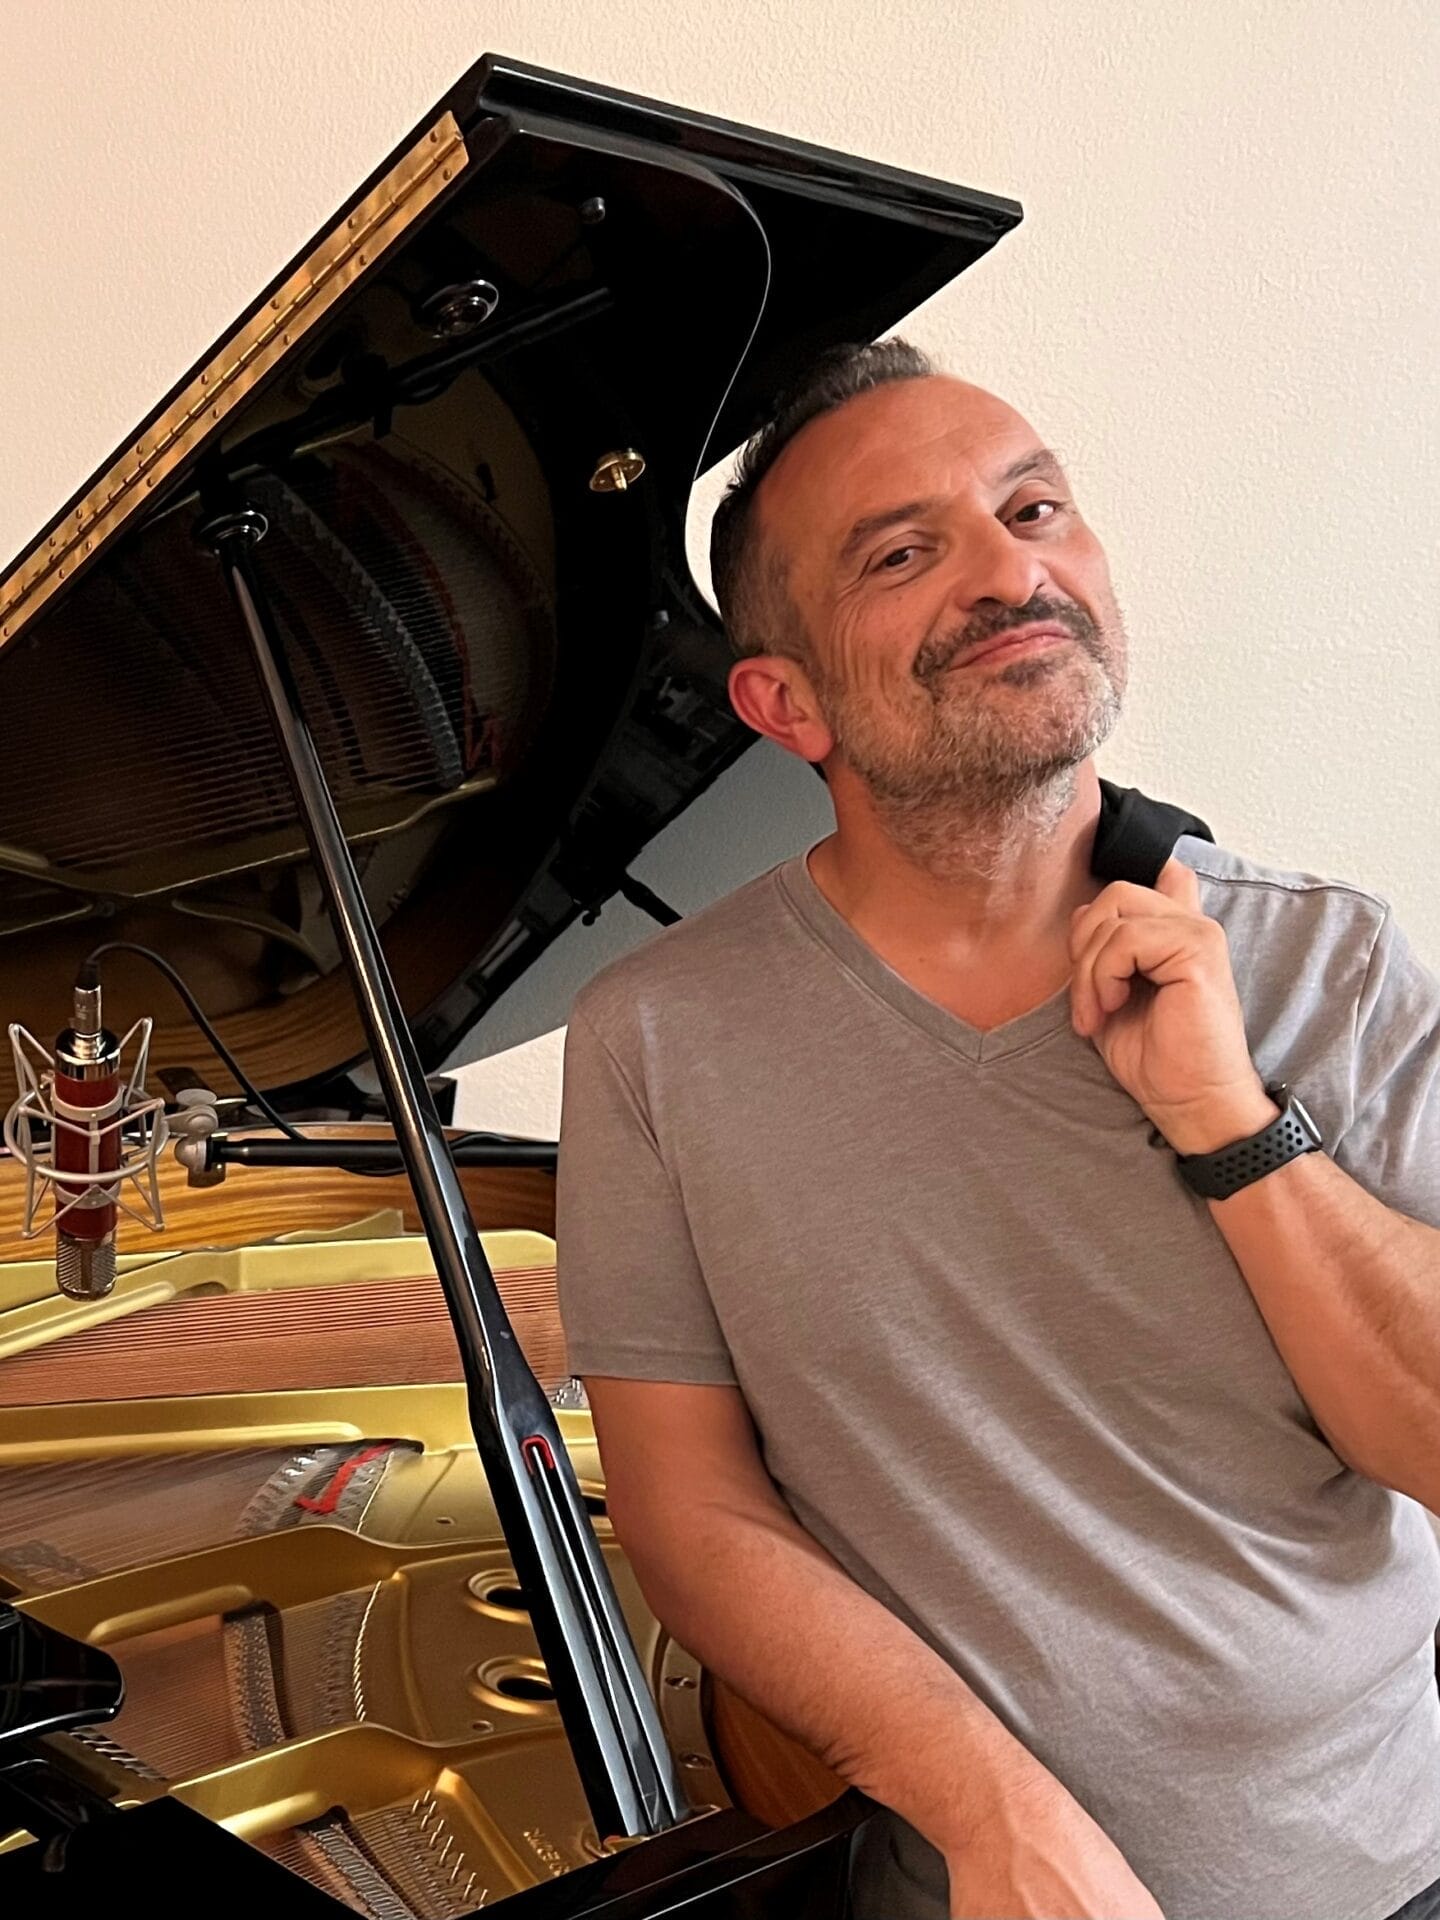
[775,848,1074,1065]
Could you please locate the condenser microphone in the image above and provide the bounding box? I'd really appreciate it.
[49,968,122,1299]
[5,966,167,1298]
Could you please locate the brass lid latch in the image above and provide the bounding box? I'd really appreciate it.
[589,449,646,493]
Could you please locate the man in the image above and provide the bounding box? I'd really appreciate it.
[554,341,1440,1920]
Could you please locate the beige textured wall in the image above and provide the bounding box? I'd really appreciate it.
[3,1,1435,1137]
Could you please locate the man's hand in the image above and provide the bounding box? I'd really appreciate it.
[1067,858,1277,1156]
[946,1772,1164,1920]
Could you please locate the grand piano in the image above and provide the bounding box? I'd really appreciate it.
[0,55,1021,1914]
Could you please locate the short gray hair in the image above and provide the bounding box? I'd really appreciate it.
[709,338,934,660]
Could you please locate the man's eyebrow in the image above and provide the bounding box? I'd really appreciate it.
[999,447,1068,488]
[836,499,940,570]
[833,451,1069,571]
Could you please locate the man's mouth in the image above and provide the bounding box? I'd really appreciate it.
[950,622,1073,669]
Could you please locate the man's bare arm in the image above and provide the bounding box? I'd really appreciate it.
[1202,1148,1440,1511]
[586,1375,1162,1919]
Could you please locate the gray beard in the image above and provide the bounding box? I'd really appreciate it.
[817,644,1124,883]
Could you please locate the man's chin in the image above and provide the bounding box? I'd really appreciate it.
[855,749,1088,813]
[829,686,1120,808]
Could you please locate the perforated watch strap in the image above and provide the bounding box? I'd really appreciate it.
[1175,1089,1322,1201]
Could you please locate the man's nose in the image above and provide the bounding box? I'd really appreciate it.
[945,516,1048,611]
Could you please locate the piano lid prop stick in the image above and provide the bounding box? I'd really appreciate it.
[197,501,685,1843]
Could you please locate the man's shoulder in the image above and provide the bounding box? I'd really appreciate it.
[1179,832,1392,951]
[571,859,802,1046]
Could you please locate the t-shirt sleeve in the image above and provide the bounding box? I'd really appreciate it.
[555,1004,738,1385]
[1331,907,1440,1229]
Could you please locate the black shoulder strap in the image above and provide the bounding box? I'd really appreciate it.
[1091,780,1214,888]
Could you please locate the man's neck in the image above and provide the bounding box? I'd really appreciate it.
[806,764,1104,1032]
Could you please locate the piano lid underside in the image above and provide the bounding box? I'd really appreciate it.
[0,128,766,1112]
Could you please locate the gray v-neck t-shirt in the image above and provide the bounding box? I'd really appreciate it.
[556,835,1440,1920]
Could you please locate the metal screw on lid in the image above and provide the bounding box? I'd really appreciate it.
[419,278,499,337]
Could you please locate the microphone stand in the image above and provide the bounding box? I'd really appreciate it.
[201,1133,558,1174]
[196,503,685,1844]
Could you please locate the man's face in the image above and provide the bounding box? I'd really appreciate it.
[753,376,1128,810]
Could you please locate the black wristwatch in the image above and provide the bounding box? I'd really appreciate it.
[1174,1084,1324,1201]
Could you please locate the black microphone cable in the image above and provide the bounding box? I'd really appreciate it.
[80,940,526,1176]
[85,941,307,1143]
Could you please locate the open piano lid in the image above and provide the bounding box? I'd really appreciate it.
[0,53,1020,1114]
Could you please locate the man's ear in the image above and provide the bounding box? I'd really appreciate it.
[728,653,835,764]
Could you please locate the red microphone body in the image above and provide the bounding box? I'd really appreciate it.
[51,981,121,1299]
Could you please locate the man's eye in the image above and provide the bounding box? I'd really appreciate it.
[876,545,916,570]
[1012,500,1061,525]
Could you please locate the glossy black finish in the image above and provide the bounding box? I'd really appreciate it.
[465,55,1020,467]
[203,509,682,1842]
[0,1607,123,1873]
[0,1796,347,1913]
[0,1790,869,1917]
[0,1748,117,1872]
[0,1606,122,1750]
[479,1795,867,1918]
